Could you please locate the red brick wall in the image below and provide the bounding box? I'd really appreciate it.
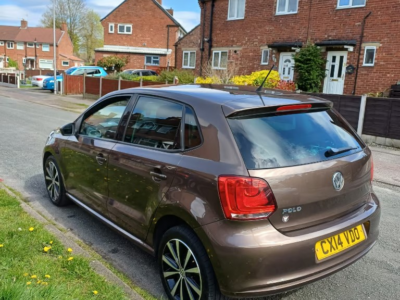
[98,0,181,69]
[197,0,400,95]
[175,25,201,71]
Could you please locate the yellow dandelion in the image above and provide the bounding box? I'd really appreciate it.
[37,280,42,284]
[45,275,50,279]
[29,227,34,232]
[0,244,3,248]
[26,282,31,285]
[58,255,62,259]
[49,241,53,244]
[31,275,37,279]
[23,273,28,277]
[67,248,73,253]
[67,257,74,261]
[41,282,48,286]
[43,246,51,252]
[93,290,98,295]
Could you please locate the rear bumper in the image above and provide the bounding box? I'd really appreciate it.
[197,192,380,298]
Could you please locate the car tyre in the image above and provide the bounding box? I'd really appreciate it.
[44,156,70,206]
[158,225,227,300]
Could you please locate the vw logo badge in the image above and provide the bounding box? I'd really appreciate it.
[333,172,344,191]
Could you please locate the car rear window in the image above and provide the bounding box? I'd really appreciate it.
[227,110,364,169]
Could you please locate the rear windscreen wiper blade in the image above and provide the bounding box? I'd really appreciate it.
[325,147,358,158]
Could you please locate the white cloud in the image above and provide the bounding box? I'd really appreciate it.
[0,5,42,26]
[173,11,200,32]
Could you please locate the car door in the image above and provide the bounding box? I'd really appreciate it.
[107,95,183,240]
[61,95,133,215]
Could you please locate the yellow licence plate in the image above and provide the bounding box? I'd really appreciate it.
[315,224,366,261]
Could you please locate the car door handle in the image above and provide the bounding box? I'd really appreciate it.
[96,154,107,165]
[150,171,167,180]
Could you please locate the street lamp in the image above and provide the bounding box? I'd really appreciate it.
[53,0,57,94]
[34,38,37,69]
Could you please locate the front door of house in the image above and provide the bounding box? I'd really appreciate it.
[279,53,295,81]
[324,51,348,94]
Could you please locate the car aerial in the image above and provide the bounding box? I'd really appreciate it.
[43,66,108,92]
[32,72,61,88]
[43,84,380,299]
[121,69,158,77]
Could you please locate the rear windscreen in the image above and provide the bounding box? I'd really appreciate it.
[227,110,364,169]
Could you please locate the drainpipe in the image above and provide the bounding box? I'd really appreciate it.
[200,0,207,76]
[208,0,215,61]
[353,12,372,95]
[167,25,179,71]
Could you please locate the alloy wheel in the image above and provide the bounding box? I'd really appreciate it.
[162,239,202,300]
[45,161,60,202]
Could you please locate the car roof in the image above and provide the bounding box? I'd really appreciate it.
[108,84,331,116]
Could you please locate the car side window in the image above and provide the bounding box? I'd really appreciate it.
[73,69,84,75]
[80,96,130,140]
[124,96,183,150]
[184,107,202,149]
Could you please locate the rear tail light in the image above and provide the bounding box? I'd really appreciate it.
[276,104,312,112]
[218,176,277,220]
[370,157,374,182]
[36,78,43,81]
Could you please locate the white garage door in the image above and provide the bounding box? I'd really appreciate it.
[39,59,53,69]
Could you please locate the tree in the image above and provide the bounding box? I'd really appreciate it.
[293,43,326,93]
[97,56,128,72]
[79,10,103,63]
[40,0,86,54]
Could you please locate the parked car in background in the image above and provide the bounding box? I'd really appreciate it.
[32,72,61,88]
[42,66,107,92]
[121,69,158,77]
[43,85,380,299]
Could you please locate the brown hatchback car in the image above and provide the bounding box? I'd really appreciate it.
[43,85,380,299]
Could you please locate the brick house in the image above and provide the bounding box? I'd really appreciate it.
[95,0,186,71]
[0,20,83,71]
[176,0,400,95]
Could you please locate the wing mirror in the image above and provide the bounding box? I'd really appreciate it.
[60,123,75,136]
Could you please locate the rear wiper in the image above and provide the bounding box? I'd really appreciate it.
[325,147,358,158]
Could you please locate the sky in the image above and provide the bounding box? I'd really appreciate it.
[0,0,201,32]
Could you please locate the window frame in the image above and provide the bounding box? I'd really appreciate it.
[6,42,14,49]
[261,49,270,65]
[337,0,366,9]
[62,61,70,67]
[42,43,50,52]
[276,0,299,15]
[363,46,376,67]
[16,42,24,50]
[182,51,196,69]
[118,24,132,34]
[144,56,160,66]
[109,23,115,33]
[27,42,34,48]
[228,0,246,20]
[212,51,228,69]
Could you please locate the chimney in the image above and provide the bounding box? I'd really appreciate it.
[21,19,28,29]
[156,0,162,4]
[166,8,174,16]
[61,22,68,32]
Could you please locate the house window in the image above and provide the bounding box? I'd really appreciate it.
[0,41,4,46]
[42,44,50,51]
[109,23,114,33]
[337,0,366,9]
[363,46,376,66]
[228,0,246,20]
[276,0,299,14]
[145,56,160,66]
[183,51,196,68]
[27,42,34,48]
[62,61,70,66]
[17,42,24,50]
[261,49,270,65]
[212,51,228,69]
[118,24,132,34]
[23,58,26,64]
[7,42,14,49]
[36,43,41,48]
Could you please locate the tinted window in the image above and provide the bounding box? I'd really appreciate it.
[124,97,183,150]
[80,97,130,140]
[73,69,84,75]
[65,68,77,75]
[184,107,202,149]
[228,110,363,169]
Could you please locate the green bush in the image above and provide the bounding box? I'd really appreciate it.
[97,56,127,72]
[159,69,195,84]
[8,58,18,69]
[294,43,326,93]
[131,75,161,82]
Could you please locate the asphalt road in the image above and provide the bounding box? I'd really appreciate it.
[0,92,399,300]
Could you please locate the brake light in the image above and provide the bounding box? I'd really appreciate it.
[370,157,374,182]
[218,176,277,220]
[36,78,43,81]
[277,104,312,111]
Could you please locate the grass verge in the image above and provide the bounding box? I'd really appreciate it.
[0,189,128,299]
